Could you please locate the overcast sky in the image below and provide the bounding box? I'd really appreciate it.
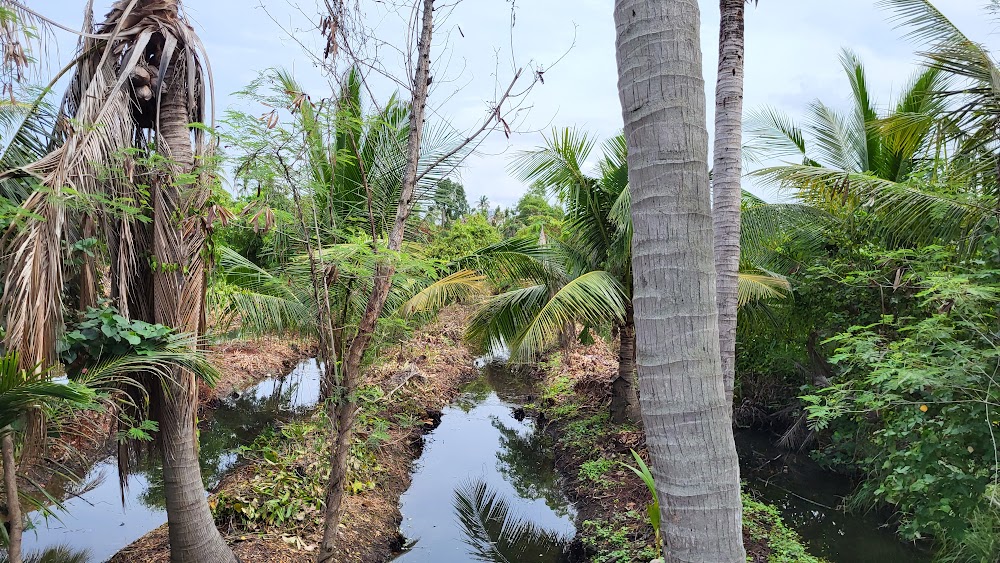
[43,0,995,207]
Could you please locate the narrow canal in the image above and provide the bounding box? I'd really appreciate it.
[21,359,323,562]
[393,362,576,562]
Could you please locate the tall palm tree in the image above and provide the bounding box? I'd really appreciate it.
[614,0,746,560]
[0,1,237,560]
[713,0,749,407]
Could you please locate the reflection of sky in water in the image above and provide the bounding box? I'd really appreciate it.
[21,359,323,562]
[395,379,575,563]
[23,459,166,563]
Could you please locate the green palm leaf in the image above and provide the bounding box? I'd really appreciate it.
[400,269,487,317]
[212,246,315,337]
[0,353,94,431]
[452,478,570,563]
[737,272,791,308]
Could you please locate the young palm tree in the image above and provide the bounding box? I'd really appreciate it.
[469,128,797,424]
[0,354,94,563]
[614,0,746,560]
[508,129,640,421]
[748,41,998,252]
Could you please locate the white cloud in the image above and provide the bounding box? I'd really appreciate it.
[41,0,995,205]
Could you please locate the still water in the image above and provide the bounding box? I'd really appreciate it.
[737,430,932,562]
[20,359,323,562]
[394,365,576,562]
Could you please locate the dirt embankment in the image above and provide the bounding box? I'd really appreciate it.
[530,338,821,563]
[201,337,317,408]
[111,305,478,563]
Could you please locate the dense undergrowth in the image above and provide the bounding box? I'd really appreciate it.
[526,344,824,563]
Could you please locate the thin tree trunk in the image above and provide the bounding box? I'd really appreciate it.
[713,0,747,408]
[77,215,97,311]
[153,60,237,563]
[280,155,339,400]
[611,308,641,424]
[316,1,436,560]
[2,433,21,563]
[614,1,746,561]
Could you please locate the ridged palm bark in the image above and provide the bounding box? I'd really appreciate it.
[614,0,746,561]
[2,433,21,563]
[713,0,747,407]
[152,57,237,563]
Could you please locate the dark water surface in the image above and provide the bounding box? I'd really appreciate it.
[21,359,323,562]
[737,430,933,562]
[394,365,576,562]
[17,354,936,563]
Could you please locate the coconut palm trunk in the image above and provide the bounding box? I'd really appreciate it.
[2,433,21,563]
[0,1,235,560]
[316,1,436,560]
[614,1,746,561]
[152,56,237,563]
[713,0,747,408]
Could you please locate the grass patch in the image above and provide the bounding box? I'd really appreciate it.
[579,458,617,486]
[560,411,611,449]
[582,513,659,563]
[743,493,826,562]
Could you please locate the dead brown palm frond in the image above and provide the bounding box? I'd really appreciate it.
[1,0,216,370]
[0,1,234,558]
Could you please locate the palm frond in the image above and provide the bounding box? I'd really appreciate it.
[0,87,56,201]
[807,100,864,173]
[840,48,880,173]
[77,333,221,389]
[399,269,487,317]
[0,353,95,430]
[453,478,570,563]
[737,271,791,308]
[879,0,971,48]
[743,106,814,166]
[213,246,316,338]
[454,237,552,286]
[466,284,550,357]
[508,127,596,195]
[755,164,996,249]
[507,271,627,361]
